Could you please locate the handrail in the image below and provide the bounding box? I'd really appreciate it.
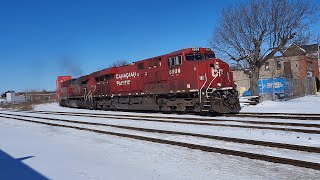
[83,88,87,101]
[89,85,97,101]
[85,85,97,101]
[206,75,218,97]
[199,73,207,103]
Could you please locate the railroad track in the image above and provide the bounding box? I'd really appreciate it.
[14,110,320,134]
[26,110,320,120]
[24,110,320,124]
[226,112,320,120]
[239,112,320,116]
[0,112,319,171]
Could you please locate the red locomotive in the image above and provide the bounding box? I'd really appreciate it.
[56,48,240,113]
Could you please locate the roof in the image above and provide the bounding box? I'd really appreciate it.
[17,91,56,95]
[300,44,319,54]
[283,43,319,57]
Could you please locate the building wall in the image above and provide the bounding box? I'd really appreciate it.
[233,44,319,97]
[299,56,307,79]
[302,51,319,79]
[6,93,14,102]
[259,56,301,79]
[6,93,26,102]
[232,71,250,96]
[232,55,319,97]
[259,55,319,80]
[311,57,319,78]
[291,56,302,79]
[300,56,319,79]
[26,93,56,102]
[259,58,281,78]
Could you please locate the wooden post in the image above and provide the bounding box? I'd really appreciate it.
[315,78,318,96]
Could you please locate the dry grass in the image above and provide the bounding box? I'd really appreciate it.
[0,101,54,111]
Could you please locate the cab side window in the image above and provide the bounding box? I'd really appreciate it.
[167,55,182,67]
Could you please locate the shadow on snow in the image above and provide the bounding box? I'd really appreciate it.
[0,149,48,179]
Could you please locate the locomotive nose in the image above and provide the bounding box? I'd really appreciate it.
[209,62,223,78]
[206,61,225,89]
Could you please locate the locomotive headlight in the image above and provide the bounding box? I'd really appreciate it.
[199,75,205,80]
[217,83,222,87]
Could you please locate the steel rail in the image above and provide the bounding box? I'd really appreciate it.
[238,112,320,116]
[13,111,320,134]
[223,113,320,120]
[28,110,320,120]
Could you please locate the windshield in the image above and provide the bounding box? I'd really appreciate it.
[205,53,215,59]
[185,54,203,61]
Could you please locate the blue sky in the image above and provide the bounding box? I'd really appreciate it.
[0,0,318,93]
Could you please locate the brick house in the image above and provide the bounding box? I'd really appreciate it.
[233,43,320,96]
[260,43,319,79]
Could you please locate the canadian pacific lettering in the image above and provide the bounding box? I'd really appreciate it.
[116,72,138,80]
[116,71,138,86]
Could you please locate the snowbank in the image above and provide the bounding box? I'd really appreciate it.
[241,95,320,113]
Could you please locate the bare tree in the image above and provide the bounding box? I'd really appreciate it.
[109,59,130,68]
[210,0,317,95]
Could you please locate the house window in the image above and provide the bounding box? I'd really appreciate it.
[265,62,270,71]
[276,61,281,70]
[307,61,313,71]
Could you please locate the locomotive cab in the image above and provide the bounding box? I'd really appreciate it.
[184,48,216,62]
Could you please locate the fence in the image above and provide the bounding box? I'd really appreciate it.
[290,77,317,98]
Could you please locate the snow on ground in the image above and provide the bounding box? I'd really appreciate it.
[1,96,320,179]
[1,113,319,164]
[241,95,320,113]
[1,118,319,179]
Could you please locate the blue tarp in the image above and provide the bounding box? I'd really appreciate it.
[243,77,291,97]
